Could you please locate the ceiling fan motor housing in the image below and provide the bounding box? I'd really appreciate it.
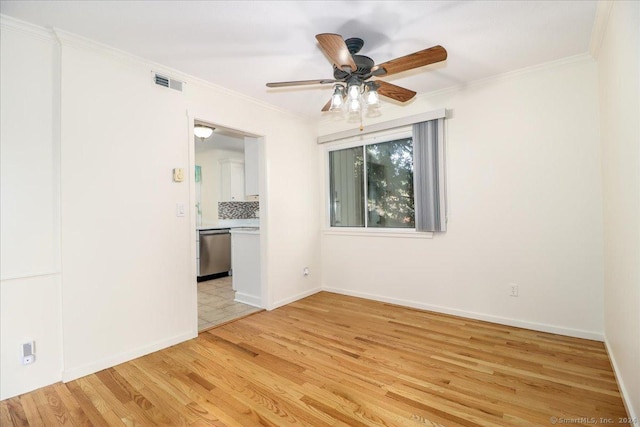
[333,55,375,79]
[344,37,364,54]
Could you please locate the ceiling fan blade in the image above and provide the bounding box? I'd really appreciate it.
[315,33,357,72]
[266,79,337,88]
[376,45,447,76]
[376,80,417,103]
[321,99,332,112]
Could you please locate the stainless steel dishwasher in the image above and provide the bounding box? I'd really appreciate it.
[198,229,231,279]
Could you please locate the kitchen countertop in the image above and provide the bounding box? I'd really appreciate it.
[197,219,259,231]
[230,227,260,235]
[197,225,232,231]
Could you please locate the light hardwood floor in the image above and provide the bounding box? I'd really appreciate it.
[1,292,629,426]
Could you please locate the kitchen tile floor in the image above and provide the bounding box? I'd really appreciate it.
[198,276,261,331]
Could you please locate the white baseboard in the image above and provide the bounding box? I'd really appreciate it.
[61,330,196,382]
[269,286,322,310]
[321,287,604,341]
[604,338,638,421]
[234,292,262,308]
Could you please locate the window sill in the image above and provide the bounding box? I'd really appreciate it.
[323,228,433,239]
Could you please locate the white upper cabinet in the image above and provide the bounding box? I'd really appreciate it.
[219,158,245,201]
[244,137,259,196]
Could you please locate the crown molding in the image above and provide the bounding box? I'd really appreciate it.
[49,28,311,124]
[416,53,595,103]
[1,14,310,125]
[0,14,55,42]
[589,1,614,59]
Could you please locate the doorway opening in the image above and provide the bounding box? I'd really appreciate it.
[193,120,264,331]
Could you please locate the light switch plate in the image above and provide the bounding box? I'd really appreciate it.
[173,168,185,182]
[176,203,185,217]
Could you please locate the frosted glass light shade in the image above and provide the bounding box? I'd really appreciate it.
[194,125,214,139]
[329,85,345,111]
[348,97,361,113]
[347,84,360,101]
[366,89,379,106]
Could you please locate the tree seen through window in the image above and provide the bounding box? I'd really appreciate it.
[329,137,414,228]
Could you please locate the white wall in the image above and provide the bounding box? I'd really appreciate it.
[264,122,322,307]
[58,31,322,380]
[195,148,244,224]
[0,20,63,399]
[319,57,605,339]
[1,17,321,397]
[59,37,196,380]
[597,1,640,418]
[186,81,322,309]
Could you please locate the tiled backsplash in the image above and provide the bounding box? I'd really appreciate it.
[218,201,259,219]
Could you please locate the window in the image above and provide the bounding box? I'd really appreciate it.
[324,113,446,233]
[329,146,365,227]
[329,136,414,228]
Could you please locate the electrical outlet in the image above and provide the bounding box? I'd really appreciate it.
[509,284,519,297]
[303,267,310,276]
[21,341,35,365]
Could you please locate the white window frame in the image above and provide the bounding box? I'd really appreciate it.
[323,126,433,239]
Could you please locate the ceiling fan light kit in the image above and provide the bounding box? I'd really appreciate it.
[329,80,380,120]
[266,33,447,122]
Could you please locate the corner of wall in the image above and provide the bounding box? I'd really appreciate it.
[604,338,638,421]
[597,0,640,418]
[589,1,614,59]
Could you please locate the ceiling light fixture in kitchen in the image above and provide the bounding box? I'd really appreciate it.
[194,125,214,141]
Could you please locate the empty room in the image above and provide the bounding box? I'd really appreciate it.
[1,1,638,425]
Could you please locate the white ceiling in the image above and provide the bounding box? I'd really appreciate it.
[0,1,598,120]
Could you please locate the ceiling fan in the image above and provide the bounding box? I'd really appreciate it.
[266,33,447,112]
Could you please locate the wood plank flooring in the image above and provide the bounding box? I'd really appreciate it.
[1,292,629,426]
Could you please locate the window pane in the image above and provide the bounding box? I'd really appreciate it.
[329,147,365,227]
[366,138,414,228]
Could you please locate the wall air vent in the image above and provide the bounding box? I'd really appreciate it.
[154,74,169,87]
[169,79,183,92]
[153,72,183,92]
